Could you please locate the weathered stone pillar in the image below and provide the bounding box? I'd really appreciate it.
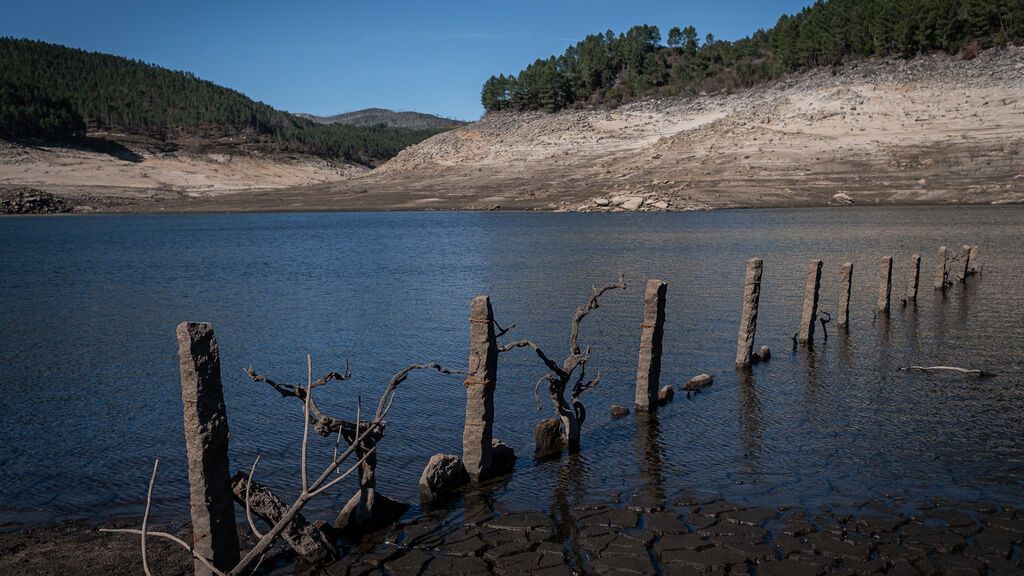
[635,279,667,411]
[958,244,971,283]
[464,296,498,482]
[798,260,823,345]
[735,258,763,368]
[935,246,948,290]
[906,254,921,301]
[878,256,893,313]
[968,246,980,275]
[838,262,853,330]
[176,322,240,576]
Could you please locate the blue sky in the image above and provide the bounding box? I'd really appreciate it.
[1,0,815,121]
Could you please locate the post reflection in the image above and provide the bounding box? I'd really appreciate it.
[738,370,764,473]
[633,410,666,510]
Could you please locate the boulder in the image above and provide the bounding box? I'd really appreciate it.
[652,200,669,210]
[534,418,564,458]
[487,439,517,477]
[621,196,644,211]
[610,405,630,418]
[683,374,714,391]
[419,454,468,501]
[758,345,772,362]
[830,192,854,205]
[657,385,675,405]
[594,198,611,206]
[609,195,628,206]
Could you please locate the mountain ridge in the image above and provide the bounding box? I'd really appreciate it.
[297,108,468,130]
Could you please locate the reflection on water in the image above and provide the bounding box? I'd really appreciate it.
[1,206,1023,525]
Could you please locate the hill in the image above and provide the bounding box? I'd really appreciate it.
[0,38,447,164]
[298,108,467,130]
[482,0,1024,112]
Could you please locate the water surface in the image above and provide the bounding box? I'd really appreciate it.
[1,206,1022,525]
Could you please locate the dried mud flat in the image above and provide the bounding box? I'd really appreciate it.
[3,494,1023,575]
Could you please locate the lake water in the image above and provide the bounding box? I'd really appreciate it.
[1,207,1023,527]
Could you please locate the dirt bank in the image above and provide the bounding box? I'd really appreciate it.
[1,48,1022,214]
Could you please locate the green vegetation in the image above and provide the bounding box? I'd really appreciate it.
[482,0,1024,112]
[0,38,442,163]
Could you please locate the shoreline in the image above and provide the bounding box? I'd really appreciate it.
[3,492,1022,575]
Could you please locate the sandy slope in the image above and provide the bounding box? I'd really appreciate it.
[316,46,1023,212]
[1,47,1022,213]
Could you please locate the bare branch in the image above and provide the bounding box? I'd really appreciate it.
[245,455,266,540]
[569,273,626,356]
[141,459,158,576]
[99,528,227,576]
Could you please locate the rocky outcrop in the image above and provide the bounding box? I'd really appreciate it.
[0,187,72,214]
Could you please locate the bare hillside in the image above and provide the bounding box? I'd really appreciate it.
[306,46,1023,212]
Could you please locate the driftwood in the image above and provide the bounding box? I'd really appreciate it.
[500,274,626,452]
[904,365,997,377]
[104,356,461,576]
[229,470,335,564]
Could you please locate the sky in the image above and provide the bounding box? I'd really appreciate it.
[1,0,816,121]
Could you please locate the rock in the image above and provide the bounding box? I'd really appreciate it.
[419,454,468,501]
[610,195,628,206]
[488,439,516,477]
[757,345,771,362]
[652,200,669,210]
[0,187,72,214]
[621,196,644,211]
[683,374,713,391]
[610,405,630,418]
[594,198,611,206]
[830,192,854,205]
[534,418,564,458]
[657,385,674,405]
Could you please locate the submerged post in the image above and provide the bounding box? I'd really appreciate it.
[906,254,921,302]
[968,246,980,275]
[176,322,240,576]
[798,260,823,345]
[636,279,667,411]
[935,246,948,290]
[464,296,498,482]
[878,256,893,313]
[735,258,763,368]
[958,244,972,283]
[838,262,853,331]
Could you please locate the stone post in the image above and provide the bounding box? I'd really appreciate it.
[635,279,667,411]
[968,246,980,275]
[878,256,893,313]
[735,258,762,368]
[464,296,498,482]
[838,262,853,330]
[906,254,921,301]
[958,244,971,283]
[798,260,823,345]
[935,246,948,290]
[176,322,240,576]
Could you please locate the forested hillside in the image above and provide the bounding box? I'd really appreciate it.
[0,38,444,163]
[299,108,467,130]
[482,0,1024,112]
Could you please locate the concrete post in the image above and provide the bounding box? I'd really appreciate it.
[635,279,667,411]
[935,246,948,290]
[464,296,498,482]
[735,258,762,368]
[958,244,971,283]
[798,260,823,345]
[878,256,893,313]
[838,262,853,330]
[176,322,240,576]
[968,246,980,275]
[906,254,921,301]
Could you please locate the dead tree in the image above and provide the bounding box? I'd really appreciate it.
[103,356,462,576]
[247,359,455,538]
[501,275,627,453]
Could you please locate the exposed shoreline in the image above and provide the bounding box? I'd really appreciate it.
[3,493,1022,575]
[3,47,1022,216]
